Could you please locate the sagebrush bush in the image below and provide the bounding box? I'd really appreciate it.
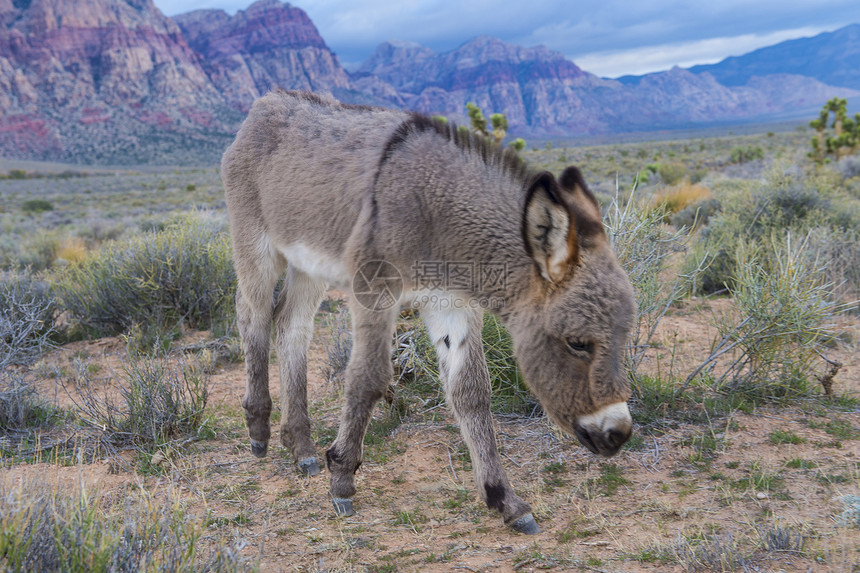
[321,306,352,387]
[68,355,210,449]
[0,481,252,572]
[0,373,57,433]
[0,272,60,436]
[834,155,860,179]
[1,228,62,270]
[693,169,860,294]
[684,235,841,402]
[806,226,860,307]
[670,197,721,229]
[56,213,236,339]
[674,532,744,572]
[657,162,688,185]
[604,185,706,374]
[0,271,57,371]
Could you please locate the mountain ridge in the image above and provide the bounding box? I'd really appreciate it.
[0,0,857,164]
[687,24,860,90]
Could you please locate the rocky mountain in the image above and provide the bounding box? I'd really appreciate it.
[354,36,617,134]
[0,0,241,163]
[0,0,857,164]
[688,24,860,90]
[357,37,857,135]
[173,0,351,112]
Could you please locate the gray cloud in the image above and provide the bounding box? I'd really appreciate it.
[154,0,859,76]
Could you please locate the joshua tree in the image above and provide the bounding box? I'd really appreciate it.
[466,102,488,137]
[489,113,508,145]
[810,97,860,163]
[508,138,526,152]
[464,103,524,151]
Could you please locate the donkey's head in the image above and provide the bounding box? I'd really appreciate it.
[507,166,635,457]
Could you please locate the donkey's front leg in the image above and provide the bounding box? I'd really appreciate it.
[325,304,396,517]
[424,307,540,534]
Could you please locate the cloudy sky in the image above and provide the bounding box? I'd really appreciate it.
[153,0,859,77]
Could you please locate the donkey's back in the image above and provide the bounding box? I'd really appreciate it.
[222,90,406,288]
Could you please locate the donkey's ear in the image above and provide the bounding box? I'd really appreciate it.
[522,171,578,283]
[558,166,605,236]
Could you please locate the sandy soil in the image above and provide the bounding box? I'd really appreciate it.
[3,296,859,572]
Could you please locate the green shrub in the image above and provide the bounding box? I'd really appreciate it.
[4,168,28,179]
[657,162,687,185]
[21,198,54,214]
[56,214,235,339]
[694,172,859,294]
[509,138,526,152]
[604,186,707,374]
[729,145,764,164]
[1,272,57,369]
[68,355,210,449]
[0,481,252,572]
[684,235,840,402]
[481,313,534,414]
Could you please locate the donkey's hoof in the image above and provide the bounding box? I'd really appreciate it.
[298,457,321,476]
[332,497,355,517]
[510,513,541,535]
[250,440,268,458]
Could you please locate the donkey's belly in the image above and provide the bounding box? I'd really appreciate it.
[279,242,351,289]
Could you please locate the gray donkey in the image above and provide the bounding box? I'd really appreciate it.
[222,90,636,534]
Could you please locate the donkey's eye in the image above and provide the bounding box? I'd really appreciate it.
[566,339,593,355]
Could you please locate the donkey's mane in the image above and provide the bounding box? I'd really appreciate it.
[277,90,533,188]
[378,113,533,186]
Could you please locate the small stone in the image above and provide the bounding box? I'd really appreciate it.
[756,492,768,500]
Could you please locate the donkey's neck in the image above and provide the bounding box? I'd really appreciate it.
[384,159,536,312]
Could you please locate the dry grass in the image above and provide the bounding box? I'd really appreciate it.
[56,236,87,264]
[649,182,711,214]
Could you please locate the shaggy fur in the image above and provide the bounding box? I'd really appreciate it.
[222,90,636,531]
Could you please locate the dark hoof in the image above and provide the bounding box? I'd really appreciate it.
[510,513,541,535]
[298,457,321,476]
[250,440,268,458]
[332,497,355,517]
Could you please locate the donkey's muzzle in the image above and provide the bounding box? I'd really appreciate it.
[574,401,633,457]
[574,424,630,457]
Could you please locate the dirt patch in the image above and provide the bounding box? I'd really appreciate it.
[4,296,859,572]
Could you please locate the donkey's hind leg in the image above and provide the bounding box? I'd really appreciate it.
[326,303,397,517]
[234,237,285,458]
[274,266,326,475]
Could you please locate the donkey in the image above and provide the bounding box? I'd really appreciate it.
[222,90,636,534]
